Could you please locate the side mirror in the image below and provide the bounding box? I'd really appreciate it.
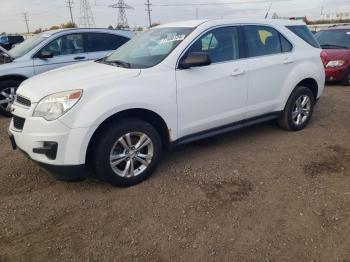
[37,50,53,59]
[179,52,211,69]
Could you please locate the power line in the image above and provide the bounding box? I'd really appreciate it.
[145,0,152,28]
[80,0,96,28]
[66,0,75,24]
[150,0,290,7]
[109,0,133,29]
[22,12,30,33]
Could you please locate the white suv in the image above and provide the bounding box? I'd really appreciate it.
[8,19,325,187]
[0,28,133,116]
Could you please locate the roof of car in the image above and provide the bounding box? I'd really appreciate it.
[41,28,134,38]
[155,18,305,29]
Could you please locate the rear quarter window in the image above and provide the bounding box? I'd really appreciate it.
[286,25,320,48]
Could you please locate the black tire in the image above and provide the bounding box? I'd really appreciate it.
[0,80,21,117]
[93,118,162,187]
[342,67,350,86]
[278,86,315,131]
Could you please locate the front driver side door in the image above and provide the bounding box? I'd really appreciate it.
[176,26,249,138]
[33,33,88,75]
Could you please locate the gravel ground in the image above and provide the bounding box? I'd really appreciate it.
[0,85,350,262]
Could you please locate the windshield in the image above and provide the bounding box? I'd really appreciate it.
[104,27,194,69]
[8,33,50,58]
[315,29,350,49]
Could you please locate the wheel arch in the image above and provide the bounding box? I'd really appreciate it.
[296,78,318,100]
[85,108,171,165]
[0,74,28,83]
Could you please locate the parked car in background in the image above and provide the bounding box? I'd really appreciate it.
[315,26,350,86]
[0,28,133,116]
[0,35,24,50]
[8,19,325,187]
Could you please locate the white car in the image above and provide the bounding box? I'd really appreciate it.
[0,28,133,116]
[8,19,325,187]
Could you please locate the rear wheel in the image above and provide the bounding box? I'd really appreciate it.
[93,118,162,187]
[278,86,315,131]
[0,80,21,117]
[342,67,350,86]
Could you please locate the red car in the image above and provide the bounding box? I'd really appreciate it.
[315,26,350,86]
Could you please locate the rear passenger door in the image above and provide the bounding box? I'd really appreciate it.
[86,33,129,60]
[243,25,294,118]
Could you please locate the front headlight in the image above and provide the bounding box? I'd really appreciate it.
[33,90,82,121]
[326,60,346,68]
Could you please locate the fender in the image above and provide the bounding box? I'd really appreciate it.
[277,59,324,111]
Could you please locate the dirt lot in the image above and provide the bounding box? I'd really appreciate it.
[0,85,350,262]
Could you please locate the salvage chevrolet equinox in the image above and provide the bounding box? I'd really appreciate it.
[8,19,325,187]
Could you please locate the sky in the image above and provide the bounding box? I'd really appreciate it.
[0,0,349,33]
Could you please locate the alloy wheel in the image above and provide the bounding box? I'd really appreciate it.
[0,87,16,111]
[292,95,311,126]
[109,132,154,178]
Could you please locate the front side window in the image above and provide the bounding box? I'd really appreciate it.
[40,34,85,57]
[315,29,350,50]
[244,25,283,57]
[186,27,240,63]
[105,27,193,69]
[87,33,129,52]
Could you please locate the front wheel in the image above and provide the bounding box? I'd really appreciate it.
[93,118,162,187]
[0,80,21,117]
[278,86,315,131]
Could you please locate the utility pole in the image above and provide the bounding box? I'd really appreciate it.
[145,0,152,28]
[22,12,30,33]
[109,0,133,29]
[80,0,95,28]
[66,0,75,24]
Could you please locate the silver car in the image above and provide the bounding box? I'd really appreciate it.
[0,28,133,116]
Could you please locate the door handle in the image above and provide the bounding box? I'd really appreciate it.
[283,57,294,64]
[232,68,245,77]
[74,56,86,60]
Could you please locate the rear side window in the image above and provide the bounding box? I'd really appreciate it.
[243,25,292,57]
[87,33,129,52]
[280,34,293,52]
[286,25,320,48]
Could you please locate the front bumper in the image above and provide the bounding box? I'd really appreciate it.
[8,102,92,166]
[8,131,87,181]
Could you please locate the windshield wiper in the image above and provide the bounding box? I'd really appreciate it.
[321,44,349,50]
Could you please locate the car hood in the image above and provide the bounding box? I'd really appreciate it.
[17,61,141,102]
[321,49,350,63]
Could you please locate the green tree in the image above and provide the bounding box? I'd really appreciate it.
[49,25,60,30]
[60,22,77,29]
[33,28,43,34]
